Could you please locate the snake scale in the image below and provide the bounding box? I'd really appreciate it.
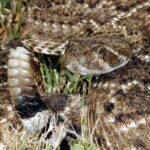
[0,0,150,149]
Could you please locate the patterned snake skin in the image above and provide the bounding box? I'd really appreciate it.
[0,0,150,149]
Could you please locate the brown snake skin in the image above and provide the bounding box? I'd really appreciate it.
[0,0,150,149]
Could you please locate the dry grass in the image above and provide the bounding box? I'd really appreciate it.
[0,122,53,150]
[0,0,24,43]
[0,106,96,150]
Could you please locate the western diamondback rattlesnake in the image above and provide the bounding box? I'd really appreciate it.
[1,0,150,149]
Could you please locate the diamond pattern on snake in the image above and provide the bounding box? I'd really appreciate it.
[1,0,150,149]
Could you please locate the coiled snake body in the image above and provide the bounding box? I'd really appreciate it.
[4,0,150,149]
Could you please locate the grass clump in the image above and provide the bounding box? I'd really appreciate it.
[0,0,24,42]
[0,122,55,150]
[40,57,97,149]
[40,60,93,95]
